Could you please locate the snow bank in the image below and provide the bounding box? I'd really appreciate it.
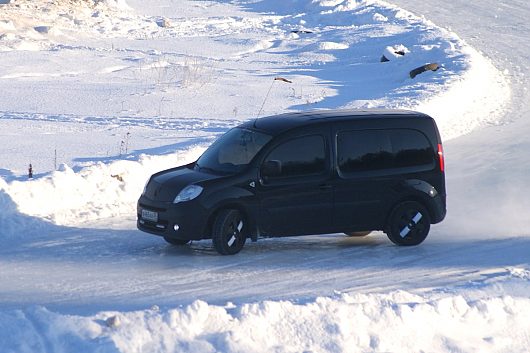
[0,0,136,52]
[332,0,510,141]
[411,33,510,140]
[1,291,529,353]
[247,0,510,140]
[0,178,56,241]
[2,146,205,228]
[94,0,131,10]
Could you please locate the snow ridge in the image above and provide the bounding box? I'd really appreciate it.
[1,292,529,353]
[2,147,205,226]
[0,179,56,241]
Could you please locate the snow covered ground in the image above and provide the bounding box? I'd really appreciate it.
[0,0,529,352]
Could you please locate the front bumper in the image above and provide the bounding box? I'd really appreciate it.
[137,195,209,241]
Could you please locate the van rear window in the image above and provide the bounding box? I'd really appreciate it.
[337,129,434,175]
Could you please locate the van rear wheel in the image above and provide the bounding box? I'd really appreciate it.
[212,209,246,255]
[386,201,430,246]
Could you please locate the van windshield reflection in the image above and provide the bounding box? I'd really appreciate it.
[195,128,271,175]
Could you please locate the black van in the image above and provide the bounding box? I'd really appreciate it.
[138,109,446,255]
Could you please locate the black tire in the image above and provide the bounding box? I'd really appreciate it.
[386,201,431,246]
[344,231,371,237]
[163,236,190,246]
[212,209,247,255]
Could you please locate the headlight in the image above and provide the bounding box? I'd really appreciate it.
[173,185,203,203]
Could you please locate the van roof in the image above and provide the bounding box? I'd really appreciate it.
[242,109,432,135]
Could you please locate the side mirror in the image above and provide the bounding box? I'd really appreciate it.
[261,160,282,177]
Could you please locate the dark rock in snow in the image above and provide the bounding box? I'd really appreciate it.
[409,63,440,78]
[380,49,406,62]
[291,30,313,34]
[156,17,171,28]
[34,26,51,34]
[105,315,121,328]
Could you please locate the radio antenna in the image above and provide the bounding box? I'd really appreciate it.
[256,77,292,118]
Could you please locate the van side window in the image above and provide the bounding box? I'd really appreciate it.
[337,130,392,172]
[265,135,326,178]
[390,129,434,168]
[337,129,434,175]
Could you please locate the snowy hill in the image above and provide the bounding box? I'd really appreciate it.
[0,0,529,352]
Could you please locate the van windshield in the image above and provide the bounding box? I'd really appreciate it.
[195,127,272,175]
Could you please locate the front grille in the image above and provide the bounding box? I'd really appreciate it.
[138,203,166,213]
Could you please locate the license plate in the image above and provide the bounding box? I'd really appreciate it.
[141,209,158,222]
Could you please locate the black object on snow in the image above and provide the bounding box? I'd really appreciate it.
[409,63,440,78]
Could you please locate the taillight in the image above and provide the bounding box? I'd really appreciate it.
[437,143,444,172]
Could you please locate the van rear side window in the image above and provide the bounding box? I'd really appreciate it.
[337,129,434,175]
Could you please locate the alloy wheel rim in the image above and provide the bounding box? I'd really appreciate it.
[398,209,426,239]
[226,217,243,247]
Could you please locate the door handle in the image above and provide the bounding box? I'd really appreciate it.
[319,184,332,190]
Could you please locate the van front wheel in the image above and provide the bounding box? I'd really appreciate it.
[212,209,247,255]
[386,201,430,246]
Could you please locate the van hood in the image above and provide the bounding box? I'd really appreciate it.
[144,165,221,202]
